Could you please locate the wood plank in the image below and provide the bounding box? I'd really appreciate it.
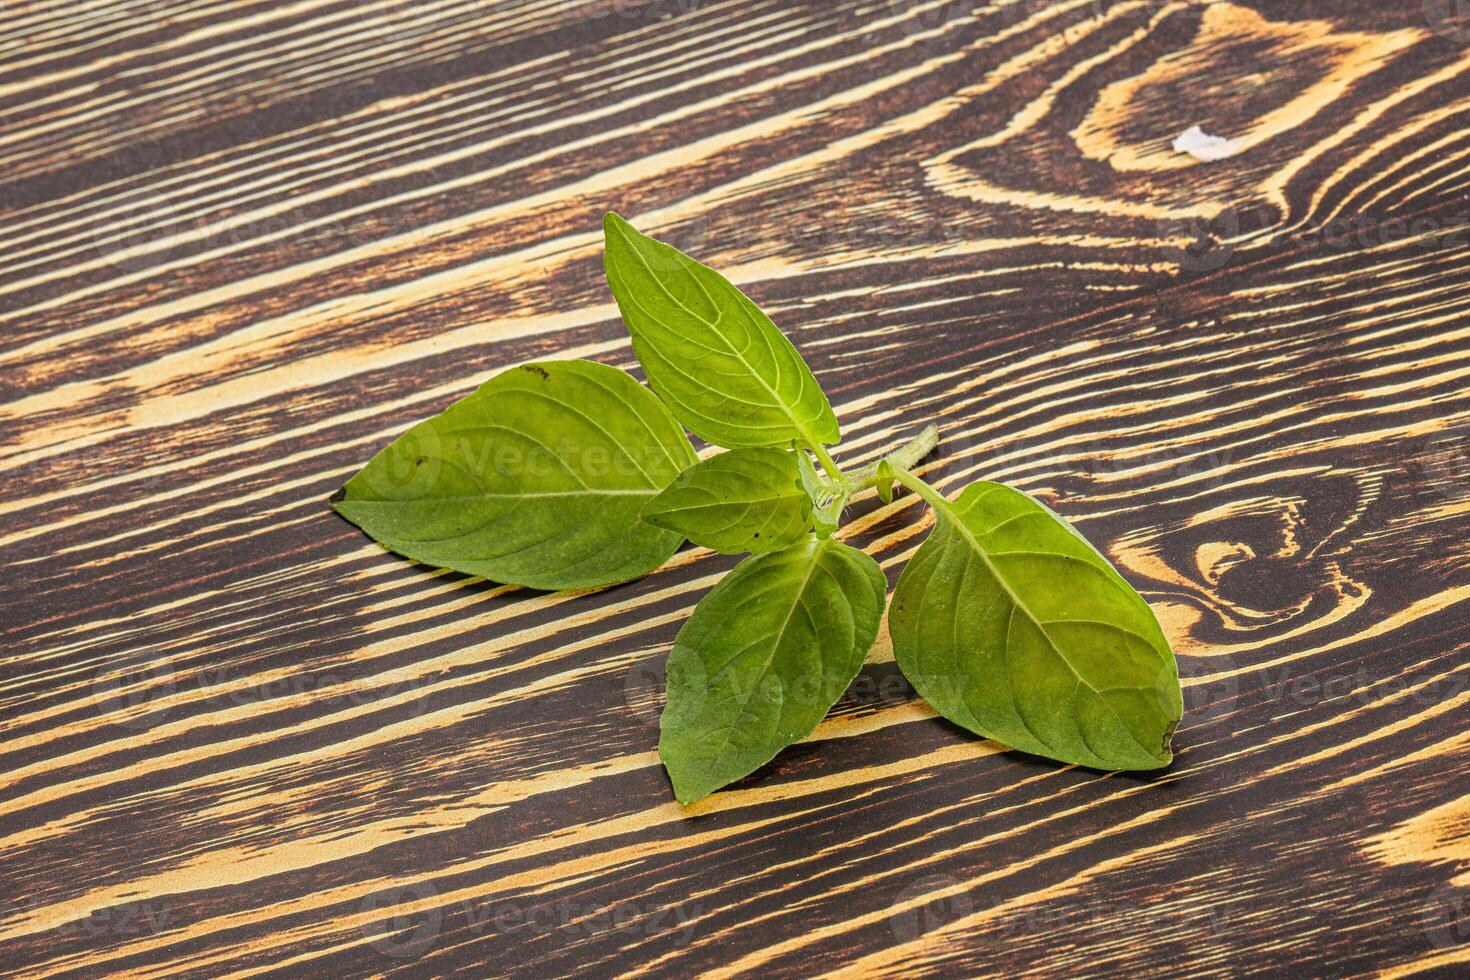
[3,0,1468,976]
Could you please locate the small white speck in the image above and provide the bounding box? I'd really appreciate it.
[1172,125,1239,162]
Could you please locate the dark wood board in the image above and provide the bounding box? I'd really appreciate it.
[3,0,1468,976]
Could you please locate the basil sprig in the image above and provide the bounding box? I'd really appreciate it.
[334,214,1183,803]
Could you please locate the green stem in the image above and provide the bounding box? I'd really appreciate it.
[888,462,954,517]
[888,423,940,471]
[850,424,941,490]
[806,440,845,482]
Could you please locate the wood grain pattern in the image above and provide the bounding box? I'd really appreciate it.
[3,0,1468,976]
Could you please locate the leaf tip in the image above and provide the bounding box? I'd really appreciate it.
[662,757,710,807]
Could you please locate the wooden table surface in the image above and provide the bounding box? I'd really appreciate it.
[4,1,1469,976]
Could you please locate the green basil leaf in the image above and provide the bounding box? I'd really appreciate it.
[333,359,697,591]
[641,448,811,555]
[891,481,1181,770]
[659,536,887,803]
[602,212,840,449]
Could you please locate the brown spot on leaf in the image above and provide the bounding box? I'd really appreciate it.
[1162,720,1179,754]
